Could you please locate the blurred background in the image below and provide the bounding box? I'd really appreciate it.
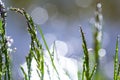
[2,0,120,79]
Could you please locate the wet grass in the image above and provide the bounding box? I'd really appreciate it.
[0,0,120,80]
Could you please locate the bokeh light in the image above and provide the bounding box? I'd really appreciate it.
[50,40,68,56]
[98,48,106,58]
[31,7,48,24]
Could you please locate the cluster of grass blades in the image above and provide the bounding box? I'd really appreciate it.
[9,7,60,80]
[80,27,97,80]
[0,0,120,80]
[0,1,12,80]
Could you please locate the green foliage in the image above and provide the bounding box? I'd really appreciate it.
[0,0,120,80]
[80,27,97,80]
[10,7,60,80]
[0,1,12,80]
[114,36,120,80]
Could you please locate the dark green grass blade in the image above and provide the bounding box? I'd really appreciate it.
[117,64,120,77]
[0,1,12,80]
[80,27,90,80]
[114,36,119,80]
[82,61,85,80]
[21,66,28,80]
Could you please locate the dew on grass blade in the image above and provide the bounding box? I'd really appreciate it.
[31,7,48,24]
[88,48,94,54]
[98,48,106,58]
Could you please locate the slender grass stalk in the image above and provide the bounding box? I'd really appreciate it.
[26,50,33,80]
[82,61,85,80]
[93,1,103,66]
[0,1,11,80]
[89,64,97,79]
[80,27,98,80]
[80,27,90,80]
[37,26,60,80]
[21,66,28,80]
[77,69,81,80]
[117,64,120,78]
[114,36,119,80]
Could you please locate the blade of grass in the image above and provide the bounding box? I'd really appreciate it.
[0,1,12,80]
[37,26,60,80]
[89,64,97,79]
[21,66,28,80]
[114,36,119,80]
[117,64,120,78]
[80,27,90,80]
[82,61,85,80]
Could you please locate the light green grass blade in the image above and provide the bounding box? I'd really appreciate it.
[21,66,28,80]
[37,26,60,80]
[89,64,97,79]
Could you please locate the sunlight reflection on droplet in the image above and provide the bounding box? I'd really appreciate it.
[75,0,93,8]
[98,49,106,57]
[97,31,102,42]
[50,40,68,56]
[31,7,48,24]
[88,48,94,54]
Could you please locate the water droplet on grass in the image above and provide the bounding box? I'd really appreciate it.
[98,48,106,57]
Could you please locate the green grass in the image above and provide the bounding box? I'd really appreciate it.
[114,36,120,80]
[0,0,120,80]
[0,1,12,80]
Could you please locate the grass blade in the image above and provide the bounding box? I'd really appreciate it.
[89,64,97,79]
[114,36,119,80]
[80,27,90,80]
[21,66,28,80]
[37,26,60,80]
